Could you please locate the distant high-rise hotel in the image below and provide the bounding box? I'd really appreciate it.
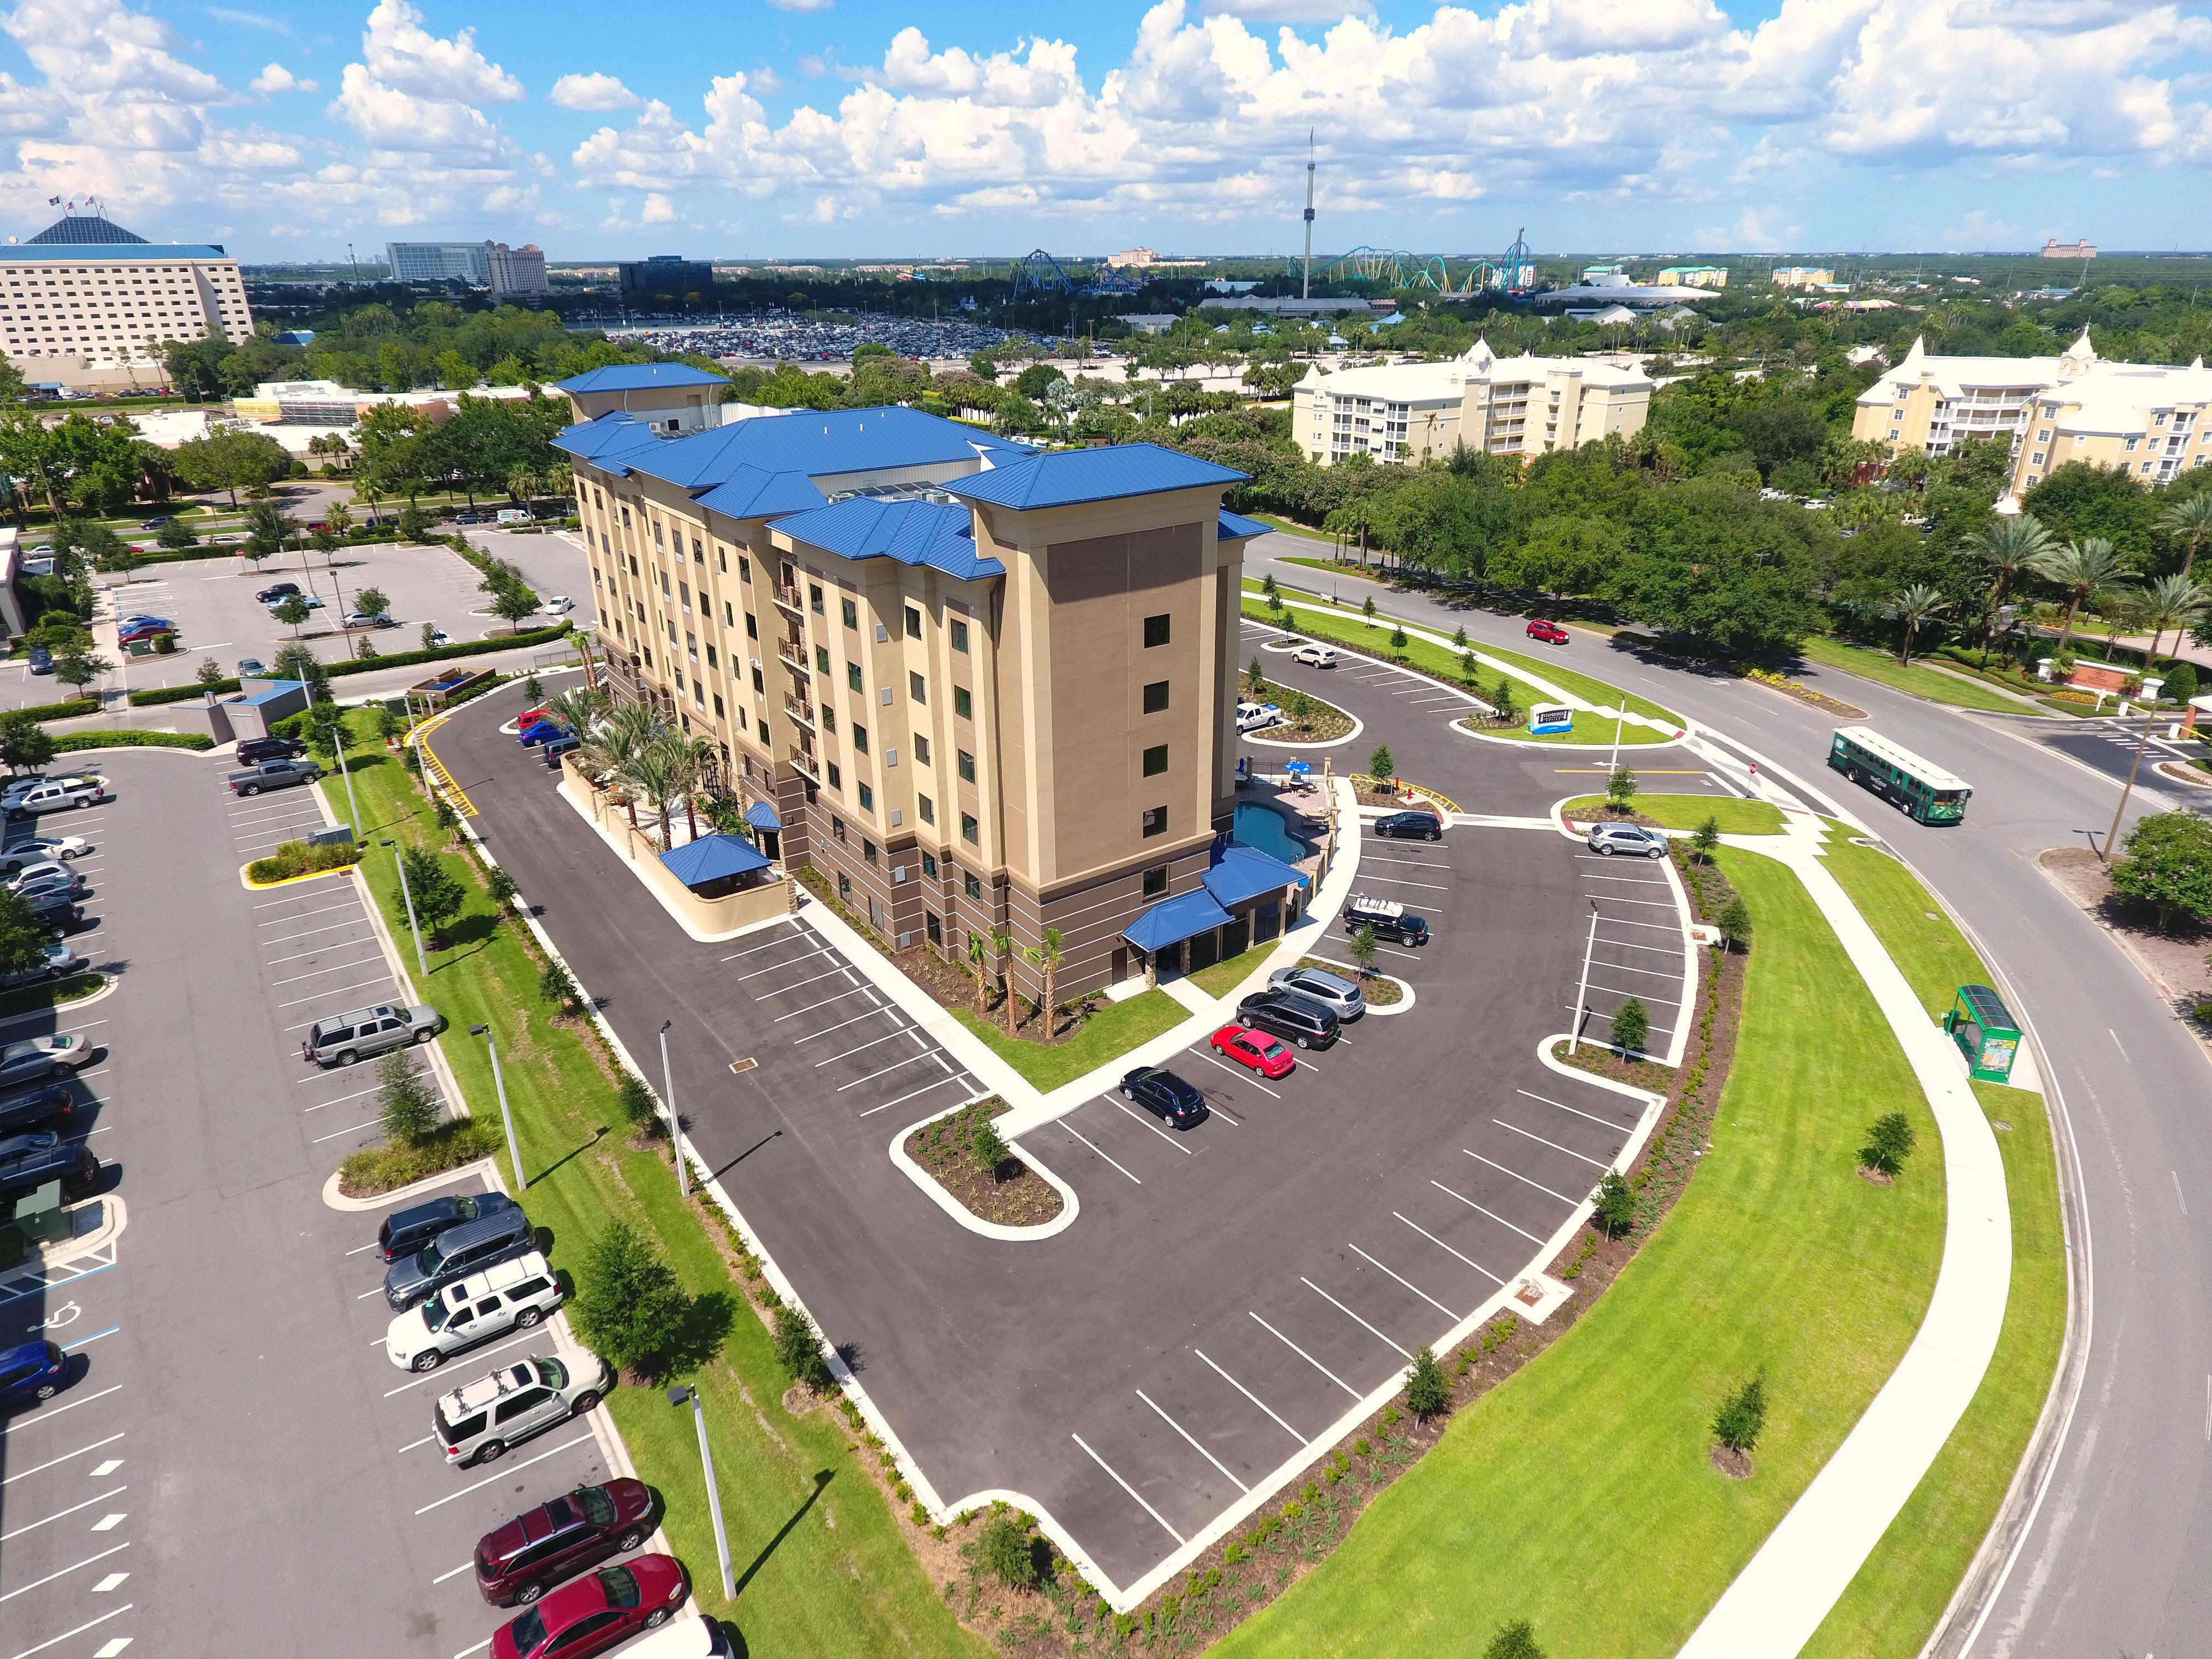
[0,207,252,367]
[384,241,491,283]
[487,242,547,302]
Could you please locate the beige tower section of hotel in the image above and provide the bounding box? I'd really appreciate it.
[1292,340,1652,467]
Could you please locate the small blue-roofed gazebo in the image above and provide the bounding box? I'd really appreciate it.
[660,833,773,899]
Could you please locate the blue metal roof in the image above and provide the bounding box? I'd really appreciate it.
[774,497,1004,581]
[660,833,771,888]
[558,364,729,394]
[0,244,228,262]
[1122,889,1233,952]
[1217,510,1270,542]
[236,678,307,706]
[1201,843,1310,909]
[944,444,1248,511]
[743,800,782,831]
[693,465,827,520]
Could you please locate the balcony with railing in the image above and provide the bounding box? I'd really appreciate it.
[771,583,805,614]
[775,637,808,673]
[787,745,821,782]
[783,696,815,728]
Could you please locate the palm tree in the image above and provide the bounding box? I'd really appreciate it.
[1891,583,1952,666]
[1965,513,2053,648]
[545,685,607,735]
[621,743,681,850]
[965,930,990,1013]
[577,702,656,828]
[1023,927,1066,1037]
[2029,536,2131,651]
[2158,491,2212,580]
[992,927,1015,1035]
[2138,572,2209,664]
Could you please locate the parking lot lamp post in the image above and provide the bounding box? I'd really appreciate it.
[2100,676,2164,864]
[378,836,429,979]
[1607,699,1627,773]
[1568,897,1600,1055]
[659,1019,690,1201]
[317,685,361,834]
[669,1384,737,1599]
[469,1022,526,1191]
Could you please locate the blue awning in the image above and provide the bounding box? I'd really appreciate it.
[1123,889,1233,952]
[660,833,771,889]
[1217,509,1271,542]
[1202,843,1310,909]
[743,800,782,831]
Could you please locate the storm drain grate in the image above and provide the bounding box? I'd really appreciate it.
[729,1057,758,1074]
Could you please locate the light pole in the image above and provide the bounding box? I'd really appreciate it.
[668,1384,736,1600]
[469,1022,526,1191]
[1568,897,1600,1055]
[2100,675,2165,864]
[659,1019,689,1201]
[319,684,361,834]
[1606,698,1627,773]
[379,836,428,979]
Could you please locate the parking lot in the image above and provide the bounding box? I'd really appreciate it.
[0,749,618,1659]
[436,681,1688,1595]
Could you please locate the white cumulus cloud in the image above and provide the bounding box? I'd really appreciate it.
[249,63,319,96]
[548,72,640,112]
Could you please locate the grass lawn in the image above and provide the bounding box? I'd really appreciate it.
[1241,590,1684,745]
[327,721,983,1658]
[1817,829,1990,1020]
[1213,849,1945,1657]
[1562,794,1786,834]
[951,989,1188,1092]
[0,972,106,1021]
[1251,512,1333,543]
[1187,943,1276,999]
[1795,636,2029,715]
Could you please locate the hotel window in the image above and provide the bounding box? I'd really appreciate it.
[914,734,931,765]
[842,597,858,629]
[863,840,878,867]
[852,724,869,755]
[1142,805,1167,838]
[679,582,692,612]
[1143,744,1168,776]
[1144,614,1170,648]
[964,871,982,900]
[953,686,971,719]
[705,644,718,668]
[1142,866,1167,896]
[830,816,847,843]
[847,662,863,692]
[810,583,824,614]
[744,611,757,638]
[738,556,750,582]
[837,872,851,901]
[828,764,842,790]
[958,750,975,783]
[925,912,942,945]
[692,538,704,561]
[816,646,831,672]
[962,813,979,844]
[922,851,937,878]
[910,672,927,705]
[1143,680,1170,714]
[919,794,935,825]
[905,605,922,640]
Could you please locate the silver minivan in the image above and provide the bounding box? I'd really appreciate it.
[385,1250,564,1373]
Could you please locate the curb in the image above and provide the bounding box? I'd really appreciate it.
[887,1097,1082,1243]
[321,1156,502,1214]
[32,1193,127,1267]
[237,860,358,893]
[0,974,118,1027]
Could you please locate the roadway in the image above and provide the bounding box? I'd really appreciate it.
[1246,534,2203,1658]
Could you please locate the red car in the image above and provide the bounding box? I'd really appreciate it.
[475,1478,656,1606]
[492,1554,689,1659]
[1210,1023,1297,1079]
[1525,619,1570,645]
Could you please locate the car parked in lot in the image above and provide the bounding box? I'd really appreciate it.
[1266,963,1365,1020]
[386,1249,564,1373]
[1343,894,1429,946]
[1587,821,1669,859]
[7,863,83,904]
[490,1554,688,1659]
[1235,988,1340,1050]
[254,582,301,603]
[377,1189,518,1262]
[0,1130,99,1203]
[23,893,83,935]
[0,1337,67,1408]
[3,776,108,816]
[116,620,175,646]
[24,645,50,675]
[1373,810,1442,841]
[0,1082,79,1135]
[541,733,580,767]
[1291,643,1338,668]
[0,941,85,993]
[267,593,324,612]
[520,722,571,748]
[1526,619,1571,645]
[544,595,575,614]
[236,657,266,677]
[235,736,305,766]
[387,1205,538,1311]
[0,835,90,872]
[1118,1066,1207,1129]
[305,1001,441,1068]
[1211,1022,1297,1078]
[116,614,174,632]
[341,610,397,630]
[0,1034,93,1089]
[227,757,322,796]
[435,1349,611,1466]
[1235,700,1283,734]
[473,1479,656,1607]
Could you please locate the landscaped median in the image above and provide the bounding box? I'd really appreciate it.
[311,716,985,1658]
[1561,794,1786,834]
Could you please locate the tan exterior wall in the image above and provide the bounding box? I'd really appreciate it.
[560,383,721,430]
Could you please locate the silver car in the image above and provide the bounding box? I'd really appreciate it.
[1587,821,1670,859]
[1267,964,1366,1019]
[434,1350,611,1466]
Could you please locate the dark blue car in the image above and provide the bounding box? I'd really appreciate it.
[0,1337,66,1408]
[518,721,570,748]
[1118,1066,1208,1130]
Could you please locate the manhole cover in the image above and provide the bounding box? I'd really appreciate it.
[729,1057,758,1074]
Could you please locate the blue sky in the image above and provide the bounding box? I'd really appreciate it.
[0,0,2206,262]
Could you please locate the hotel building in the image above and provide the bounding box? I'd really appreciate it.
[0,208,251,370]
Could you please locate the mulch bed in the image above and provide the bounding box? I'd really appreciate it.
[1239,671,1354,743]
[903,1098,1065,1227]
[1295,955,1402,1007]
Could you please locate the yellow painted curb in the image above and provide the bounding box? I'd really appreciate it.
[238,860,361,892]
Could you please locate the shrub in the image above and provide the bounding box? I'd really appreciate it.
[1491,675,1518,722]
[2110,810,2212,932]
[1861,1110,1917,1177]
[1403,1344,1449,1419]
[1611,997,1650,1054]
[247,837,362,884]
[570,1220,690,1378]
[54,730,212,753]
[614,1072,658,1131]
[1712,1375,1768,1453]
[337,1117,501,1196]
[772,1303,834,1391]
[971,1119,1010,1178]
[1594,1170,1636,1237]
[1604,765,1640,812]
[1484,1620,1546,1659]
[485,865,518,907]
[538,960,581,1015]
[1691,816,1721,863]
[1717,894,1753,950]
[376,1049,441,1142]
[126,623,572,706]
[977,1515,1044,1591]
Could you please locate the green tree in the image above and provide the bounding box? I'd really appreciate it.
[2110,810,2212,931]
[1368,743,1394,783]
[975,1515,1045,1590]
[170,426,292,507]
[1403,1344,1449,1420]
[375,1049,440,1142]
[1361,594,1378,625]
[490,579,541,633]
[2028,535,2130,650]
[1611,997,1650,1053]
[155,517,198,551]
[1890,582,1952,666]
[354,586,390,620]
[1389,621,1410,650]
[51,649,109,699]
[1349,922,1378,979]
[2158,489,2212,580]
[2137,572,2208,664]
[1713,1375,1768,1453]
[614,1072,658,1133]
[570,1221,691,1379]
[538,959,581,1015]
[771,1303,834,1391]
[270,641,328,693]
[1861,1110,1917,1177]
[0,889,53,979]
[395,844,466,943]
[1964,513,2052,646]
[1691,815,1721,863]
[1594,1170,1636,1237]
[1248,654,1265,692]
[272,593,312,637]
[1483,1620,1546,1659]
[971,1117,1010,1179]
[1717,894,1753,950]
[1490,675,1518,723]
[0,711,54,773]
[1605,765,1640,812]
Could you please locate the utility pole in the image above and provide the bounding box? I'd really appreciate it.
[1302,130,1316,301]
[2100,676,2165,863]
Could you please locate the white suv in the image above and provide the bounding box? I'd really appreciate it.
[385,1250,564,1373]
[434,1350,611,1466]
[1587,821,1670,859]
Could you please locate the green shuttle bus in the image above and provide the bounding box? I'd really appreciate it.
[1829,726,1973,825]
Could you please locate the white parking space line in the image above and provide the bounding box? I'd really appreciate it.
[833,1047,940,1092]
[1429,1178,1547,1244]
[1136,1387,1249,1493]
[267,940,375,967]
[346,1241,384,1255]
[1587,982,1680,1005]
[754,966,852,999]
[857,1069,967,1120]
[1303,1276,1411,1359]
[1462,1149,1578,1205]
[1493,1116,1613,1169]
[309,1076,424,1112]
[1071,1431,1185,1545]
[1354,874,1449,891]
[1189,1049,1278,1099]
[774,987,877,1022]
[452,1639,493,1659]
[61,1326,118,1352]
[1516,1088,1631,1131]
[383,1328,545,1396]
[717,925,802,959]
[5,1603,132,1659]
[272,956,388,987]
[733,947,832,982]
[1563,1003,1675,1035]
[0,1485,127,1542]
[279,976,390,1009]
[312,1117,383,1144]
[1591,896,1678,910]
[414,1431,597,1514]
[1372,943,1424,961]
[1589,958,1683,982]
[232,808,325,833]
[1250,1310,1362,1399]
[1591,916,1678,932]
[263,920,371,947]
[258,901,361,924]
[1348,1244,1459,1319]
[1395,1211,1506,1283]
[0,1541,129,1604]
[1361,855,1453,869]
[431,1561,476,1585]
[0,1433,123,1488]
[791,1008,896,1045]
[1110,1096,1195,1152]
[1193,1348,1305,1445]
[811,1027,915,1068]
[1595,936,1684,957]
[1061,1122,1142,1183]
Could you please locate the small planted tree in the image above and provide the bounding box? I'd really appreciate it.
[971,1118,1011,1181]
[1460,649,1479,686]
[1452,624,1468,650]
[1368,742,1395,785]
[2109,810,2212,932]
[1403,1344,1449,1420]
[1611,997,1650,1055]
[1491,676,1518,723]
[1261,571,1280,605]
[1362,594,1378,625]
[396,844,465,946]
[375,1050,440,1142]
[1712,1375,1768,1457]
[196,656,227,700]
[1691,815,1721,864]
[1349,922,1379,979]
[772,1303,834,1391]
[1389,622,1409,651]
[0,711,54,774]
[615,1072,659,1135]
[52,650,110,700]
[1718,894,1753,951]
[355,586,390,620]
[1484,1620,1546,1659]
[1861,1111,1917,1178]
[1248,654,1265,692]
[977,1515,1044,1591]
[1604,765,1640,813]
[272,593,312,638]
[1594,1170,1636,1237]
[571,1221,691,1380]
[538,959,582,1016]
[485,866,518,909]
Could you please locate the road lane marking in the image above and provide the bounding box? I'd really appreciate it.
[4,1602,132,1659]
[1303,1277,1411,1359]
[1194,1349,1305,1445]
[1135,1388,1248,1493]
[1395,1211,1507,1283]
[1070,1431,1184,1545]
[0,1485,127,1541]
[1250,1311,1361,1398]
[0,1383,121,1428]
[1348,1243,1459,1318]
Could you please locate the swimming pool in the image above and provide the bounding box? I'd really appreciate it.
[1233,801,1311,863]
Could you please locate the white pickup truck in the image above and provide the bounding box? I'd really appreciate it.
[0,775,109,817]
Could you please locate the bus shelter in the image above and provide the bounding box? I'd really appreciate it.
[1944,984,2021,1083]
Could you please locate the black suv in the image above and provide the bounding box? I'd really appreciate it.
[0,1084,77,1136]
[1119,1067,1207,1130]
[0,1130,99,1203]
[378,1190,518,1263]
[237,735,305,766]
[1373,811,1443,842]
[1236,988,1340,1050]
[24,891,84,935]
[1343,895,1428,946]
[384,1206,537,1310]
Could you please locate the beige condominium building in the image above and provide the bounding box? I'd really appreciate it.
[1853,332,2212,493]
[1292,340,1652,467]
[555,386,1304,1001]
[0,208,252,374]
